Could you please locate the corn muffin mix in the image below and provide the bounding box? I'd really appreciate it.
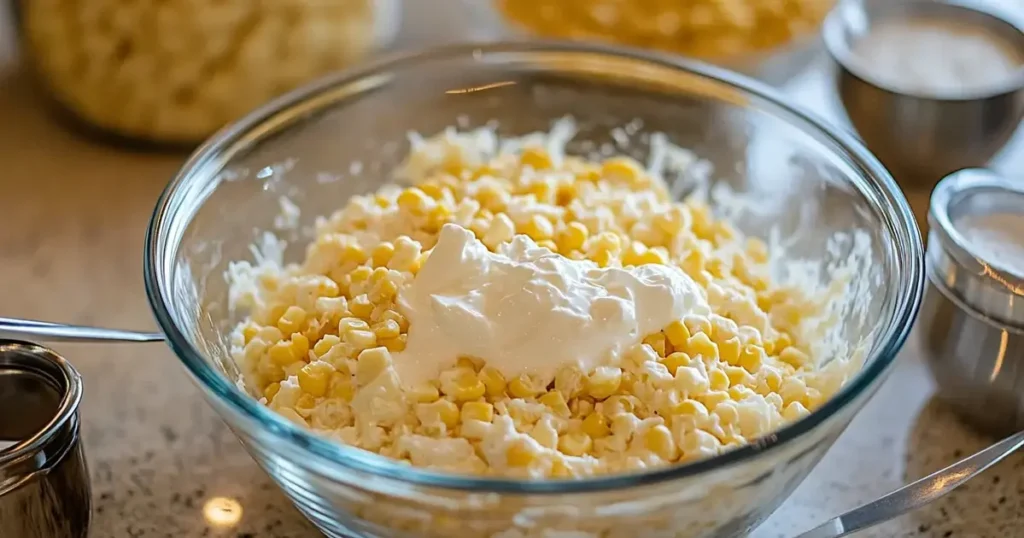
[228,122,853,478]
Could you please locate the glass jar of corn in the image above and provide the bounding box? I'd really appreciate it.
[492,0,832,79]
[18,0,400,146]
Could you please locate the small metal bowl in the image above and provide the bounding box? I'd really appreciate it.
[823,0,1024,187]
[917,168,1024,437]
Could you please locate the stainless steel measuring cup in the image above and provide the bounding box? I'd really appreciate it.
[0,340,91,538]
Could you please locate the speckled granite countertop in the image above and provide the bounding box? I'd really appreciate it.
[1,5,1023,538]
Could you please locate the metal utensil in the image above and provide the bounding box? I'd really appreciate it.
[0,340,91,538]
[823,0,1024,187]
[0,317,164,343]
[794,429,1024,538]
[917,168,1024,437]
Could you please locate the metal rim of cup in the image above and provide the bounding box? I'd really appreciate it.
[0,340,84,497]
[927,168,1024,325]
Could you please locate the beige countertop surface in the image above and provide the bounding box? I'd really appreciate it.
[2,5,1024,537]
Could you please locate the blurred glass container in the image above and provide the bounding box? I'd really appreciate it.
[469,0,833,86]
[16,0,400,146]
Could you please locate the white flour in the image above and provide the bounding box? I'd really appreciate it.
[853,17,1023,97]
[957,212,1024,276]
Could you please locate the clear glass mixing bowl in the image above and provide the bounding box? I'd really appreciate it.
[143,42,924,538]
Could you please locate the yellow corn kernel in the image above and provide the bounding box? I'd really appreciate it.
[685,332,719,360]
[719,337,742,365]
[586,366,622,400]
[680,249,705,278]
[714,402,740,426]
[370,242,395,268]
[550,459,572,478]
[591,249,615,268]
[277,306,307,335]
[298,361,335,397]
[381,310,409,332]
[328,374,355,401]
[344,329,377,350]
[643,333,668,357]
[242,325,259,344]
[269,341,299,367]
[520,214,554,241]
[283,361,305,378]
[508,375,544,399]
[263,382,281,402]
[553,366,584,399]
[644,425,678,461]
[709,368,730,391]
[782,401,810,422]
[313,335,341,357]
[701,390,730,409]
[581,412,610,438]
[557,221,589,252]
[506,439,536,467]
[527,180,553,202]
[671,398,709,420]
[456,356,483,372]
[539,391,571,417]
[397,187,432,214]
[739,345,765,373]
[661,352,691,375]
[558,432,593,457]
[728,385,754,402]
[418,180,446,200]
[705,258,727,279]
[638,247,668,266]
[381,334,408,353]
[295,393,316,411]
[436,399,460,428]
[442,369,487,402]
[591,231,622,254]
[339,317,370,334]
[409,383,440,403]
[536,239,558,252]
[372,319,401,341]
[349,294,374,319]
[663,320,691,348]
[555,183,577,206]
[779,347,810,368]
[763,368,783,393]
[621,240,648,267]
[683,315,713,336]
[356,347,392,385]
[423,204,452,233]
[520,146,553,170]
[461,401,495,423]
[601,156,643,183]
[725,366,752,388]
[478,367,507,397]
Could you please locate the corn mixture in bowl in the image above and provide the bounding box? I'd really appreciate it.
[230,121,855,478]
[145,43,923,538]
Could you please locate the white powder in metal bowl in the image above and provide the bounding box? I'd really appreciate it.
[956,212,1024,277]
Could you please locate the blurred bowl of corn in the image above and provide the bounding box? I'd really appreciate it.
[463,0,833,86]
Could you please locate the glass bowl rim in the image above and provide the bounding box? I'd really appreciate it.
[144,40,924,494]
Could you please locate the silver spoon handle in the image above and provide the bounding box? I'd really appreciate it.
[0,317,164,343]
[794,430,1024,538]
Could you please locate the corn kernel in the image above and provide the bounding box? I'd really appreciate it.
[719,337,742,365]
[709,368,730,391]
[782,401,810,422]
[558,432,593,456]
[602,395,636,416]
[356,347,392,385]
[779,347,810,368]
[557,221,589,252]
[381,310,409,331]
[683,315,713,336]
[397,187,432,214]
[339,317,370,334]
[479,367,507,397]
[553,366,584,399]
[520,214,554,241]
[242,324,259,344]
[601,156,643,183]
[456,356,483,372]
[520,147,553,170]
[714,402,740,426]
[381,334,408,353]
[370,242,395,267]
[536,239,558,251]
[436,399,460,428]
[581,412,610,438]
[644,425,678,461]
[349,294,374,319]
[462,401,495,422]
[291,333,310,360]
[508,375,545,399]
[313,335,341,357]
[298,361,335,397]
[672,398,709,420]
[725,366,753,388]
[739,344,765,373]
[269,341,299,367]
[661,352,691,375]
[263,382,281,402]
[685,332,719,360]
[663,320,691,348]
[700,390,730,409]
[372,319,401,340]
[409,383,441,403]
[539,391,571,417]
[344,329,377,350]
[506,439,536,467]
[586,366,622,400]
[642,333,668,357]
[441,369,487,401]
